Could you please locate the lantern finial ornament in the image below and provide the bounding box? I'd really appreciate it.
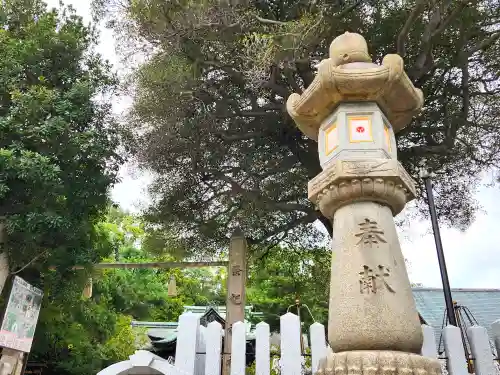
[329,31,371,66]
[287,32,442,374]
[286,32,423,141]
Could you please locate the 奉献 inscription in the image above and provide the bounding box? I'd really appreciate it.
[231,265,242,276]
[355,218,387,246]
[359,265,395,294]
[230,293,242,305]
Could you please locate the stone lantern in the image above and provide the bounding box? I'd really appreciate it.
[287,32,442,374]
[318,102,397,168]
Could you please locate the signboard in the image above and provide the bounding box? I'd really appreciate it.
[0,276,43,352]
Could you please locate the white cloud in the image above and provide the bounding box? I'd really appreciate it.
[48,0,500,289]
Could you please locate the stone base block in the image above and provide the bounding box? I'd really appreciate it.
[316,350,442,375]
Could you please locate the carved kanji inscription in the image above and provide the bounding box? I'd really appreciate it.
[230,293,242,305]
[231,265,242,276]
[355,218,387,247]
[359,265,376,294]
[359,265,395,294]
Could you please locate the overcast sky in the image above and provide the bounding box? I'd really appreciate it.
[47,0,500,289]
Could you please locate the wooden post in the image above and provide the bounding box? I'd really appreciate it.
[0,349,22,375]
[0,224,30,375]
[223,229,247,375]
[0,218,9,295]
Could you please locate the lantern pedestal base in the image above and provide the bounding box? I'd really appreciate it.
[317,350,442,375]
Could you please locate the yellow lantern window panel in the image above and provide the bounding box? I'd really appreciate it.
[348,116,373,143]
[384,125,391,152]
[325,123,338,155]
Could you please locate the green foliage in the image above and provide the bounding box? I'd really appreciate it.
[25,204,330,374]
[0,0,124,271]
[246,346,311,375]
[32,270,136,375]
[0,2,129,372]
[27,210,139,374]
[94,0,500,252]
[247,246,330,331]
[101,315,148,362]
[29,208,229,374]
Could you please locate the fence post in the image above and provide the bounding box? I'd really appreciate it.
[230,321,246,375]
[310,322,327,374]
[468,326,496,375]
[421,325,438,358]
[255,322,270,375]
[195,326,206,375]
[444,325,468,375]
[280,313,301,375]
[492,319,500,359]
[205,321,222,375]
[175,312,200,375]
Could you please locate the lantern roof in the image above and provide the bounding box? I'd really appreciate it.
[287,32,424,141]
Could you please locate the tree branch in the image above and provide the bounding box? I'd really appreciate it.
[453,32,470,148]
[397,0,426,57]
[403,144,452,155]
[466,31,500,56]
[335,0,364,19]
[413,3,442,78]
[431,1,469,38]
[283,67,302,94]
[215,131,267,142]
[295,59,314,88]
[201,168,314,214]
[250,211,319,245]
[255,15,287,26]
[11,250,49,275]
[264,65,290,97]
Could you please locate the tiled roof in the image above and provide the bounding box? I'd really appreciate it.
[412,288,500,355]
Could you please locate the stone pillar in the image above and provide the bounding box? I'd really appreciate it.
[223,229,247,375]
[0,349,21,375]
[287,32,442,374]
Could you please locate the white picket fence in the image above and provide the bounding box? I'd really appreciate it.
[98,312,500,375]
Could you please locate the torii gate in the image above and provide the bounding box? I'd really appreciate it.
[94,230,247,375]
